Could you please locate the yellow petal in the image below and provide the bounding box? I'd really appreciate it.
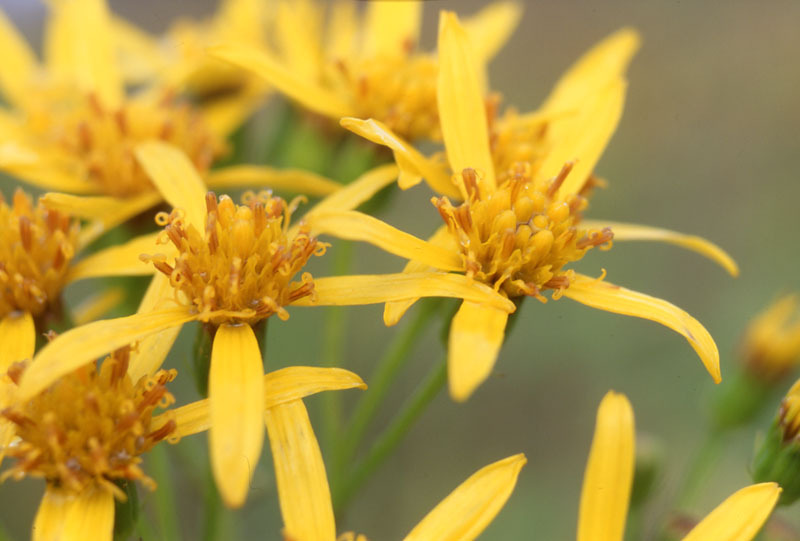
[19,306,194,401]
[208,43,354,119]
[326,1,356,59]
[33,486,71,541]
[577,391,635,541]
[563,274,721,383]
[291,273,516,314]
[682,483,780,541]
[405,454,526,541]
[307,210,463,272]
[581,220,739,277]
[0,146,98,194]
[274,0,322,82]
[66,232,161,283]
[340,118,459,198]
[111,16,162,84]
[438,12,495,191]
[461,2,522,63]
[42,191,163,242]
[384,225,457,326]
[44,0,122,108]
[134,141,208,231]
[34,485,115,541]
[0,8,37,106]
[291,163,400,238]
[156,366,366,439]
[448,301,508,402]
[542,28,640,114]
[0,311,35,372]
[127,274,183,381]
[209,323,265,508]
[70,287,125,326]
[206,164,340,196]
[539,79,627,199]
[265,400,336,541]
[364,1,422,56]
[199,87,267,138]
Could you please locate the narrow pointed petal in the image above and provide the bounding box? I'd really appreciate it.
[290,163,400,238]
[209,43,354,119]
[33,486,71,541]
[127,274,184,381]
[307,210,463,271]
[206,164,340,196]
[0,9,37,106]
[199,89,266,139]
[364,2,422,56]
[19,307,195,401]
[563,274,721,383]
[44,0,122,108]
[578,391,635,541]
[156,366,366,439]
[448,301,508,402]
[134,141,208,231]
[462,2,522,63]
[70,288,125,326]
[327,1,356,59]
[265,400,336,541]
[66,232,161,283]
[42,191,163,242]
[0,146,98,194]
[0,311,35,371]
[61,487,115,541]
[682,483,780,541]
[581,220,738,277]
[405,454,526,541]
[384,226,457,326]
[438,12,495,191]
[292,273,516,314]
[274,0,322,82]
[209,323,265,508]
[540,79,627,199]
[542,28,640,114]
[340,118,459,198]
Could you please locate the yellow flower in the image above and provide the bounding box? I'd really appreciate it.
[14,141,514,508]
[264,395,525,541]
[578,391,779,541]
[320,12,737,400]
[739,294,800,382]
[0,335,365,541]
[209,0,521,142]
[0,0,338,228]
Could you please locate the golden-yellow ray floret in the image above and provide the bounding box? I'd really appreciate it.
[143,191,325,326]
[0,189,78,319]
[25,91,224,197]
[1,347,176,499]
[435,163,613,300]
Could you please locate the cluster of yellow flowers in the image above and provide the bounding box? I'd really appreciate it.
[0,1,797,540]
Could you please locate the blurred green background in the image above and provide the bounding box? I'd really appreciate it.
[1,0,799,539]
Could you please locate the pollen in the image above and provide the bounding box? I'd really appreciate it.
[336,53,440,141]
[142,191,326,326]
[434,164,613,301]
[1,347,177,499]
[0,189,79,319]
[25,91,224,197]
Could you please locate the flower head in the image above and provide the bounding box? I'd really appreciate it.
[210,1,521,142]
[741,294,800,383]
[0,189,78,320]
[144,191,324,325]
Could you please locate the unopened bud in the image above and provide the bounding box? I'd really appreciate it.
[742,294,800,383]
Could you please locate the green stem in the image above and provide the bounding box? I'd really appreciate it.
[202,468,223,541]
[676,429,725,509]
[149,444,182,541]
[333,354,447,513]
[337,299,440,473]
[321,241,353,456]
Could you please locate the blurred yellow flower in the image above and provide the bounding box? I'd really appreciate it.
[740,294,800,382]
[14,142,514,508]
[210,0,521,142]
[328,12,737,400]
[0,0,337,230]
[579,391,779,541]
[264,394,525,541]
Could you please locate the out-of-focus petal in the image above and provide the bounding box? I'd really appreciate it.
[681,483,780,541]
